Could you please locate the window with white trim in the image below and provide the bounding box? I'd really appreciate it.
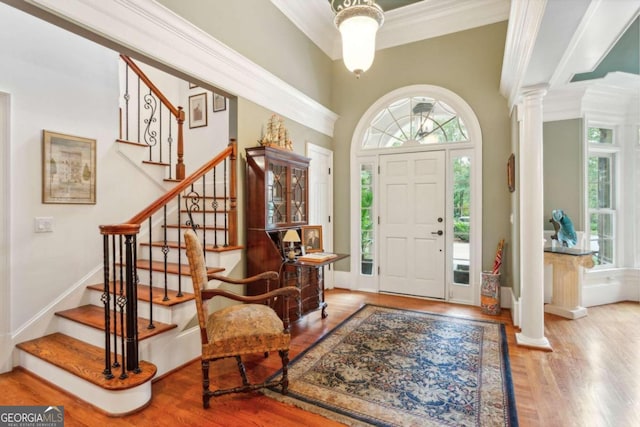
[587,126,618,267]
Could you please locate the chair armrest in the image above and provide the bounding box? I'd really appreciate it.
[201,286,300,304]
[206,271,278,284]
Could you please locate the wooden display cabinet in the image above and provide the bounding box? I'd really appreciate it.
[245,147,310,314]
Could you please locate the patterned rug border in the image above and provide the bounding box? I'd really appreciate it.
[265,304,518,427]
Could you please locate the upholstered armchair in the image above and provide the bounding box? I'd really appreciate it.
[184,230,300,408]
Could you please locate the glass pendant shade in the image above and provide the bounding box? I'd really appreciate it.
[334,3,384,78]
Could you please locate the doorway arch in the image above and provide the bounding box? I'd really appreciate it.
[349,84,483,305]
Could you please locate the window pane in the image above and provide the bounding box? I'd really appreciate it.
[588,156,612,209]
[363,96,468,149]
[590,212,614,266]
[587,127,613,144]
[452,156,471,285]
[360,164,375,275]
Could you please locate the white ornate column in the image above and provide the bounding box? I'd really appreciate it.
[516,85,552,351]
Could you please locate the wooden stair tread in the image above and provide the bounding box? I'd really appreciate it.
[55,305,176,339]
[135,259,224,276]
[86,283,194,307]
[116,138,146,147]
[17,333,156,390]
[139,240,243,253]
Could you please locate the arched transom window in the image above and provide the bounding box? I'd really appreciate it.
[362,96,468,149]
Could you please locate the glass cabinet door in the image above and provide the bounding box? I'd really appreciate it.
[290,167,307,224]
[267,162,288,227]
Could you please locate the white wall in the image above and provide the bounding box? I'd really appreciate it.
[0,4,181,337]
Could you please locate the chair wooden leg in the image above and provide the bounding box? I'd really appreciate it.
[279,349,290,395]
[202,359,211,409]
[235,356,249,386]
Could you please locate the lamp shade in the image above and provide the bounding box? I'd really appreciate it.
[334,3,384,78]
[283,229,301,243]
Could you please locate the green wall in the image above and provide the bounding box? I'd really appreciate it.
[156,0,333,106]
[234,98,332,274]
[543,119,584,231]
[331,22,512,279]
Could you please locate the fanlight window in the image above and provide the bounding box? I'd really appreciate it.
[362,96,468,149]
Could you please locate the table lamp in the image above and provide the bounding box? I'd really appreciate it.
[282,229,301,261]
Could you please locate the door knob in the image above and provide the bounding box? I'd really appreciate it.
[431,230,443,236]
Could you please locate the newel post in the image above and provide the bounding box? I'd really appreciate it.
[99,223,142,378]
[176,106,185,180]
[228,139,238,247]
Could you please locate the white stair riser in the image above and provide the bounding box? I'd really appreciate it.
[160,226,230,246]
[137,269,195,292]
[139,244,222,266]
[54,315,200,379]
[138,328,201,378]
[86,291,195,327]
[18,350,152,415]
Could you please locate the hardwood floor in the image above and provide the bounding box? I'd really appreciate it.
[1,289,639,426]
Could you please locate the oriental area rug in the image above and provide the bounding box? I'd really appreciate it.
[264,304,518,427]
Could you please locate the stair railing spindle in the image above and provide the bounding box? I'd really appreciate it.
[212,167,218,248]
[148,217,154,329]
[162,205,169,302]
[101,234,113,379]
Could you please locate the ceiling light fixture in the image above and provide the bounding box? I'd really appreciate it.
[331,0,384,78]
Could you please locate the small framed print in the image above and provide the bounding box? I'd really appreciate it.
[213,92,226,112]
[189,93,207,128]
[507,153,515,193]
[302,225,323,253]
[42,130,96,204]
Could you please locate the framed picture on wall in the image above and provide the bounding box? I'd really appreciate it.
[302,225,323,253]
[507,153,515,192]
[213,92,226,112]
[189,93,207,128]
[42,130,96,204]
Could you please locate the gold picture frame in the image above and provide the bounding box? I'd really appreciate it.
[213,92,226,112]
[189,92,207,128]
[302,225,323,253]
[42,130,96,204]
[507,153,515,193]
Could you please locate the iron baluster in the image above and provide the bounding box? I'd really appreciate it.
[123,63,130,141]
[143,88,158,162]
[212,167,218,248]
[128,234,141,374]
[162,205,169,302]
[101,235,113,379]
[112,235,120,369]
[148,217,154,329]
[159,103,163,164]
[202,175,207,259]
[177,194,183,297]
[223,157,229,247]
[118,235,127,379]
[137,76,141,147]
[168,119,173,180]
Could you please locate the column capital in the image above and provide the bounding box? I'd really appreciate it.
[522,84,549,100]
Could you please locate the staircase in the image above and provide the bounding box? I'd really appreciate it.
[15,56,242,415]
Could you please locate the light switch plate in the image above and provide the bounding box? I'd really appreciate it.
[35,217,53,233]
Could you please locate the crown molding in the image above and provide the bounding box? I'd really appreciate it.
[273,0,509,61]
[18,0,338,137]
[543,72,640,122]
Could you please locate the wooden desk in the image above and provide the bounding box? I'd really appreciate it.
[543,247,594,319]
[281,254,349,321]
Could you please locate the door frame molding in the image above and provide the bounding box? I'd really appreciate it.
[306,142,335,288]
[0,92,12,373]
[349,84,483,305]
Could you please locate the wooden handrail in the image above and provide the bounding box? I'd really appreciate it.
[120,54,186,180]
[128,140,236,225]
[120,54,180,117]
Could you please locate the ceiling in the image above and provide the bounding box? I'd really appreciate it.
[272,0,640,103]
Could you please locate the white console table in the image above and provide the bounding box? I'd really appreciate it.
[543,246,594,319]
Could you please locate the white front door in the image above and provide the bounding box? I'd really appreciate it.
[379,151,445,299]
